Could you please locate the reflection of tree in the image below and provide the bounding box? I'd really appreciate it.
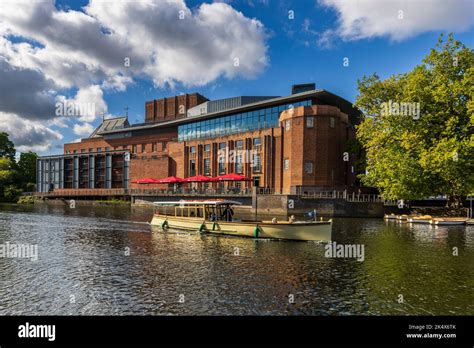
[361,223,474,315]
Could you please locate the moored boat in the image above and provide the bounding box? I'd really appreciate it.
[384,214,397,220]
[150,200,332,241]
[396,214,410,221]
[408,215,433,224]
[430,217,467,226]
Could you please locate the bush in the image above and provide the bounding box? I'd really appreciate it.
[3,185,23,202]
[17,195,35,204]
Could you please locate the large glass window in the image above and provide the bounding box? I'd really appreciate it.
[177,99,312,141]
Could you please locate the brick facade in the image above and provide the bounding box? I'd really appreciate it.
[39,87,360,194]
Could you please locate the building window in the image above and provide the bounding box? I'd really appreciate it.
[162,142,167,150]
[97,147,102,152]
[285,120,291,131]
[203,158,210,175]
[204,144,211,152]
[190,146,196,154]
[235,154,243,173]
[331,169,335,180]
[132,145,136,154]
[218,157,226,174]
[122,145,127,150]
[152,143,157,152]
[141,144,146,153]
[235,140,243,149]
[304,162,313,174]
[73,150,77,154]
[253,137,261,147]
[253,153,261,172]
[219,142,226,150]
[189,160,196,176]
[80,149,85,153]
[284,159,290,170]
[330,117,335,128]
[306,117,314,128]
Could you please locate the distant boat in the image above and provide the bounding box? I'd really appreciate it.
[397,214,409,221]
[384,214,397,220]
[150,199,332,241]
[431,217,467,226]
[408,215,433,224]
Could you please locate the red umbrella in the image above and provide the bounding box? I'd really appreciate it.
[184,175,212,183]
[132,177,161,184]
[211,173,252,181]
[157,176,184,183]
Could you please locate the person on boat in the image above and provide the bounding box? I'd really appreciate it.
[210,212,217,222]
[222,205,234,222]
[289,215,296,223]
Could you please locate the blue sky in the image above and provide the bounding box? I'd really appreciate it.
[0,0,473,155]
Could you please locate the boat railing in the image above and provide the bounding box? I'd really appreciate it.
[297,188,384,203]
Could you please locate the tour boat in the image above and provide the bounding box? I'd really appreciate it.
[430,217,467,226]
[408,215,433,224]
[150,200,332,241]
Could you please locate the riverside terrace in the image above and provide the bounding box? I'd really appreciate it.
[36,83,363,199]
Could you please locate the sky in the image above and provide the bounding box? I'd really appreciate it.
[0,0,473,156]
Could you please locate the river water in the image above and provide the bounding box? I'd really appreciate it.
[0,203,472,315]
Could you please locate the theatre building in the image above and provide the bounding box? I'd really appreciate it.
[36,84,360,196]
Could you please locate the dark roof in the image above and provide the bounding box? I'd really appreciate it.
[97,89,359,136]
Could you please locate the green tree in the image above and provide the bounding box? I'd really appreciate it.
[355,34,474,208]
[0,132,16,162]
[0,156,14,200]
[17,151,38,189]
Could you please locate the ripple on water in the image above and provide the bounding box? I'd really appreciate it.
[0,205,473,315]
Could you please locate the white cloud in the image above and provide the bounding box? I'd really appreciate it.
[0,112,63,152]
[0,0,269,152]
[73,123,95,137]
[318,0,474,43]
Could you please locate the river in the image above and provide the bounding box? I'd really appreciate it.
[0,203,472,315]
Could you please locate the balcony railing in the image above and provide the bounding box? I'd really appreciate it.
[34,187,255,197]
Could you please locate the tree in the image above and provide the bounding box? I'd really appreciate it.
[0,132,16,162]
[17,151,38,189]
[355,34,474,208]
[0,156,14,200]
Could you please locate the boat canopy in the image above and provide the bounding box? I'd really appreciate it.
[153,199,242,206]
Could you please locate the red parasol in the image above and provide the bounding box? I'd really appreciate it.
[184,175,213,183]
[157,176,185,183]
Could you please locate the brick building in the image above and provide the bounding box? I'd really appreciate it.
[37,84,360,195]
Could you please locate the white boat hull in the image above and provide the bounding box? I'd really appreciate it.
[151,214,332,241]
[408,218,432,224]
[432,220,466,226]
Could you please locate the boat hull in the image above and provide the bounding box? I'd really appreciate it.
[408,219,432,224]
[150,214,332,241]
[432,220,466,226]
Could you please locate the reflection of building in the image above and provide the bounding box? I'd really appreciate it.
[37,84,360,194]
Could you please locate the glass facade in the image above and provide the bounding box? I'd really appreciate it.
[178,99,312,142]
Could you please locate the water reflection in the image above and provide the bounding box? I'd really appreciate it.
[0,203,472,315]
